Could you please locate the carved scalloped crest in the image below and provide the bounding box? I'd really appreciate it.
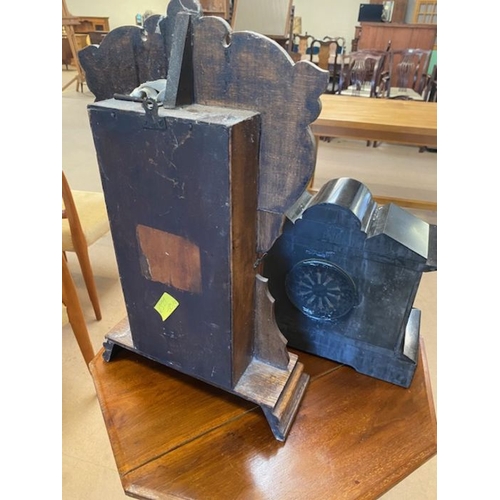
[192,16,329,251]
[79,15,167,102]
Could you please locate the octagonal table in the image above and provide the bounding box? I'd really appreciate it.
[89,319,436,499]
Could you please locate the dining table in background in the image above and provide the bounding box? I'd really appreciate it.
[311,94,437,211]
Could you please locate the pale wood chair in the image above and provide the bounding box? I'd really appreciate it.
[62,171,110,321]
[292,34,314,60]
[309,37,345,94]
[62,253,95,366]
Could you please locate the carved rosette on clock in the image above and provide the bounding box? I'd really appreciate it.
[264,178,437,388]
[81,0,329,441]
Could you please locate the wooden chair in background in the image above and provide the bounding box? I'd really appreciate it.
[423,64,437,103]
[337,50,387,147]
[324,36,345,93]
[309,36,345,94]
[338,50,387,98]
[292,34,314,60]
[62,171,110,321]
[62,253,95,366]
[383,48,432,100]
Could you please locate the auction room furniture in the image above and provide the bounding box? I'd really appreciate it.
[293,33,314,59]
[309,37,345,93]
[89,323,436,499]
[62,33,89,69]
[62,253,95,366]
[384,48,432,99]
[72,15,110,33]
[199,0,230,19]
[338,50,387,98]
[62,171,110,321]
[311,95,437,211]
[72,16,110,45]
[313,94,436,149]
[354,23,436,52]
[61,0,110,77]
[62,0,86,91]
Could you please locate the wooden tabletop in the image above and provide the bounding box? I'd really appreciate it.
[89,327,437,500]
[312,95,437,148]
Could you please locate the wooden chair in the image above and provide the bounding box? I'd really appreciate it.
[338,50,387,98]
[325,36,345,93]
[309,38,333,70]
[309,36,345,94]
[423,64,437,103]
[62,253,95,366]
[383,48,432,100]
[292,34,314,60]
[336,50,387,147]
[62,171,110,321]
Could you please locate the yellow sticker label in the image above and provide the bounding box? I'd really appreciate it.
[154,292,179,321]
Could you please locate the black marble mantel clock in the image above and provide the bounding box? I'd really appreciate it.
[264,178,437,388]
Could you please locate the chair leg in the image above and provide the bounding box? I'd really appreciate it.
[74,245,103,321]
[62,255,95,367]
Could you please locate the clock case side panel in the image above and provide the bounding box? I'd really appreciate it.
[229,116,260,386]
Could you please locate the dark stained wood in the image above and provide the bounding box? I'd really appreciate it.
[78,15,167,101]
[162,11,192,108]
[193,16,329,252]
[89,340,436,499]
[89,102,260,391]
[89,99,308,440]
[253,275,289,369]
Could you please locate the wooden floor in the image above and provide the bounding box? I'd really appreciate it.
[62,68,437,500]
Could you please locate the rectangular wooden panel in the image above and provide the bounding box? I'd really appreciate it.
[358,23,437,51]
[88,100,260,390]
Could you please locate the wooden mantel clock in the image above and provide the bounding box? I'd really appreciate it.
[80,0,329,441]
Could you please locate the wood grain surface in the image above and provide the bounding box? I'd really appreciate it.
[312,95,437,148]
[193,16,329,252]
[90,338,436,499]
